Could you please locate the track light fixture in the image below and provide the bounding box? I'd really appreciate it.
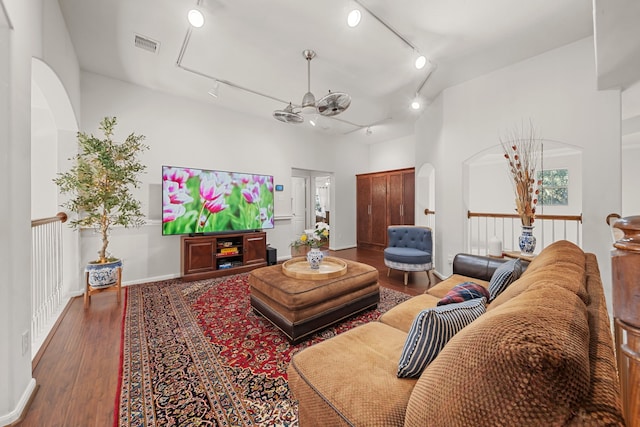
[411,95,421,110]
[187,9,204,28]
[207,80,219,98]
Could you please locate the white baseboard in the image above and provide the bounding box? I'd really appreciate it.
[0,378,36,425]
[432,269,447,280]
[122,273,181,287]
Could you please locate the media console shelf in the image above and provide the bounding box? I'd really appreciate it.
[181,231,267,281]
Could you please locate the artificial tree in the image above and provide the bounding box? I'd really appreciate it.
[54,116,149,264]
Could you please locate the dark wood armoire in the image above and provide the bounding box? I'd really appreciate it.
[356,167,415,250]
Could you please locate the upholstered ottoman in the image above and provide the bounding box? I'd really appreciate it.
[249,259,379,343]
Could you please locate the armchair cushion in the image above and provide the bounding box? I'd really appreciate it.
[384,247,431,265]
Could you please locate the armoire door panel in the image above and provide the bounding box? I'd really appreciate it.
[356,176,372,244]
[371,175,388,246]
[388,173,403,225]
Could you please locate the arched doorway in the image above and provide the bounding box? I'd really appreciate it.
[31,58,81,355]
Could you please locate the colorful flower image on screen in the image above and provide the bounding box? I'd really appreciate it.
[162,166,274,235]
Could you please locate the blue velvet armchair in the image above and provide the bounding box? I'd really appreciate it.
[383,226,433,285]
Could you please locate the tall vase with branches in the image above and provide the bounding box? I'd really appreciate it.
[501,121,542,254]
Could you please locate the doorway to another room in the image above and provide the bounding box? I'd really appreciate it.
[291,169,333,248]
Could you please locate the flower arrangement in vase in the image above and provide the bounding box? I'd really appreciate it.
[290,222,330,268]
[500,121,542,255]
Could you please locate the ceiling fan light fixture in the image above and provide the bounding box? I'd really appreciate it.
[274,49,350,124]
[347,9,362,27]
[301,91,317,114]
[414,54,427,70]
[187,9,205,28]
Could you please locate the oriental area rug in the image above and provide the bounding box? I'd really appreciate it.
[115,272,410,427]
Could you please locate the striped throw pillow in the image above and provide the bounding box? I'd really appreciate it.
[488,259,522,301]
[397,298,486,378]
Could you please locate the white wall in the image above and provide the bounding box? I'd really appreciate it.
[31,82,58,219]
[1,0,39,423]
[621,81,640,217]
[79,72,369,283]
[621,133,640,216]
[411,37,620,308]
[368,134,415,172]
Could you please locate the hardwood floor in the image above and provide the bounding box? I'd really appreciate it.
[15,247,437,427]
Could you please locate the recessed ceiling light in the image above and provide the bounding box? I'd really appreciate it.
[415,55,427,70]
[188,9,204,28]
[411,100,421,110]
[347,9,361,27]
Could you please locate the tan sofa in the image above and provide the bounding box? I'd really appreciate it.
[287,241,625,426]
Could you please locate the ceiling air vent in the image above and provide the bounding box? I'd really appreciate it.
[134,34,159,54]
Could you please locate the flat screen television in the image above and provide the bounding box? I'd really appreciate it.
[162,165,274,236]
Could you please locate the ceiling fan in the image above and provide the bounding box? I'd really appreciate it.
[273,50,352,124]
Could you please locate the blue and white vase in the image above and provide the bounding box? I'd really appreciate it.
[519,226,536,256]
[306,247,324,270]
[85,259,123,288]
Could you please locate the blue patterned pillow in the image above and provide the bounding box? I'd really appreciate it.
[489,259,522,302]
[397,298,486,378]
[437,282,490,306]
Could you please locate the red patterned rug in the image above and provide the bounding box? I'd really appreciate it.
[115,272,410,426]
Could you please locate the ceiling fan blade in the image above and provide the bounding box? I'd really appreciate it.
[273,102,304,124]
[317,91,351,116]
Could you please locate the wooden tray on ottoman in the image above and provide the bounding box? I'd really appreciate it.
[282,256,347,280]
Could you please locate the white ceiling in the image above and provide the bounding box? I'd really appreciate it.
[57,0,594,142]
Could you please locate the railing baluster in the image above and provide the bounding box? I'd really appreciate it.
[31,212,67,359]
[468,211,582,253]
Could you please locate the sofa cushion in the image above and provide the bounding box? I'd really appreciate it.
[488,265,588,312]
[488,258,522,301]
[437,282,489,306]
[426,274,490,299]
[288,322,417,426]
[397,298,486,378]
[378,294,441,333]
[404,283,591,427]
[520,240,585,279]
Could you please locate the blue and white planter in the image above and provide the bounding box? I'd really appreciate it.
[85,258,123,288]
[306,247,325,270]
[519,226,536,256]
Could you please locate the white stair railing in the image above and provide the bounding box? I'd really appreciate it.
[467,211,582,255]
[31,212,67,358]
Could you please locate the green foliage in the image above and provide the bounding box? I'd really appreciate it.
[54,117,149,262]
[537,169,569,206]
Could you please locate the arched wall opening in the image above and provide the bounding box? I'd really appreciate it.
[31,57,82,297]
[463,140,583,254]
